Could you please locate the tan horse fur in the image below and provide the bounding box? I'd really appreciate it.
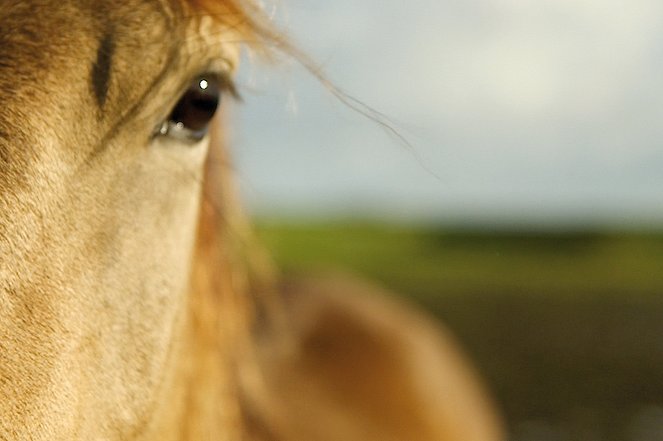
[0,1,504,440]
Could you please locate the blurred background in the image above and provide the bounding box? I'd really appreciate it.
[230,1,663,440]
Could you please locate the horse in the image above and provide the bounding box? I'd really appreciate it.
[0,0,504,440]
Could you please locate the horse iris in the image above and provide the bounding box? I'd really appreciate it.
[163,76,221,142]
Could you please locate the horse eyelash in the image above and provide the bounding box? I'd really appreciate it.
[217,71,242,101]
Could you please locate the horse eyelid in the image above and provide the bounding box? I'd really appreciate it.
[216,71,241,102]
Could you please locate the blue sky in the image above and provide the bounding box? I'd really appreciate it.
[231,0,663,227]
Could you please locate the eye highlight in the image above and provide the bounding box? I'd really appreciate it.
[156,75,222,143]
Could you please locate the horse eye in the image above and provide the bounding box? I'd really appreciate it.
[156,76,221,143]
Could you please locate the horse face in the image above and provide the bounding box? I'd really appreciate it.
[0,0,238,438]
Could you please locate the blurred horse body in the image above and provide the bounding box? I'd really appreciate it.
[0,1,503,440]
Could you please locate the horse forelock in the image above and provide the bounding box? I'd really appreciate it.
[178,0,262,37]
[176,0,285,58]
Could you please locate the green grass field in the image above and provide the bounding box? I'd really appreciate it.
[256,221,663,441]
[257,222,663,298]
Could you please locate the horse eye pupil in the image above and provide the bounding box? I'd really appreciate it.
[168,77,220,136]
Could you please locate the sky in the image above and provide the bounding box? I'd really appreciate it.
[231,0,663,228]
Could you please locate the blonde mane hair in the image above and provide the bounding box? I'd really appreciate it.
[186,4,504,440]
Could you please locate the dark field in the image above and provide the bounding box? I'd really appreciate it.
[256,222,663,441]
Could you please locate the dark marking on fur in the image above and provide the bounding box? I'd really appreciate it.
[91,32,114,109]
